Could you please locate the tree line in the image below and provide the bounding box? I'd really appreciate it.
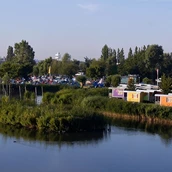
[1,40,172,85]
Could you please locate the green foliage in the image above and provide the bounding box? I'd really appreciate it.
[35,55,79,77]
[119,48,125,64]
[62,53,71,63]
[14,40,35,64]
[1,86,172,134]
[2,43,172,84]
[51,59,60,75]
[0,99,106,132]
[83,88,108,97]
[2,73,10,84]
[142,77,152,84]
[81,96,108,110]
[105,98,172,119]
[0,40,35,79]
[86,59,106,79]
[128,48,133,59]
[34,57,52,75]
[24,91,32,100]
[76,75,87,88]
[58,93,73,104]
[1,96,9,103]
[160,74,172,94]
[105,74,121,87]
[6,46,14,61]
[32,66,39,76]
[111,75,121,87]
[101,44,109,61]
[42,92,54,103]
[105,75,112,87]
[127,78,136,91]
[31,92,36,100]
[0,62,20,78]
[144,45,163,79]
[61,62,79,77]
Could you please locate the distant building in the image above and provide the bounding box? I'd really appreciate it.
[55,52,61,60]
[75,72,85,76]
[121,75,139,84]
[0,56,6,64]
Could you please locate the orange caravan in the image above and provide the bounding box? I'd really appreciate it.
[155,94,172,107]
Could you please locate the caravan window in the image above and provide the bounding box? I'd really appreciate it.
[155,96,160,101]
[108,89,112,93]
[166,97,172,103]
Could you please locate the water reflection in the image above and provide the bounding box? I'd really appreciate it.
[0,124,108,150]
[1,120,172,172]
[110,118,172,145]
[0,118,172,147]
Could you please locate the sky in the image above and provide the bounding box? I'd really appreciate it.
[0,0,171,61]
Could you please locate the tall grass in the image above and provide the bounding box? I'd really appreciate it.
[1,87,172,133]
[0,97,107,132]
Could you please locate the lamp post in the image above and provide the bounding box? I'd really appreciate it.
[155,63,160,86]
[156,68,159,86]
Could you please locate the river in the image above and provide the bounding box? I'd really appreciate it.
[0,120,172,172]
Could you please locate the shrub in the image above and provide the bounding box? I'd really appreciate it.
[42,92,54,103]
[81,96,108,110]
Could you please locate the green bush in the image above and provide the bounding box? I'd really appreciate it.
[81,96,108,110]
[24,91,32,100]
[42,92,54,103]
[0,99,107,132]
[105,97,172,119]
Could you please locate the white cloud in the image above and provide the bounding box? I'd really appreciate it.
[77,3,100,12]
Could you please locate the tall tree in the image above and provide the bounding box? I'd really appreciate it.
[143,45,146,52]
[144,45,163,80]
[61,62,79,77]
[119,48,125,63]
[117,48,120,65]
[14,40,35,64]
[32,66,39,76]
[134,46,138,55]
[105,49,117,76]
[112,49,117,63]
[6,46,14,61]
[162,53,172,77]
[51,59,60,75]
[111,75,121,87]
[101,44,109,61]
[127,78,136,91]
[128,48,133,59]
[84,56,92,68]
[86,59,105,79]
[62,53,71,63]
[160,74,172,94]
[0,61,20,78]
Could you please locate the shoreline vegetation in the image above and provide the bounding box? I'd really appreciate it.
[1,87,172,133]
[103,112,172,126]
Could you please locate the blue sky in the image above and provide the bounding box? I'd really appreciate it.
[0,0,171,60]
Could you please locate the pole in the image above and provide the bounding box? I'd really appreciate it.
[41,85,43,96]
[9,84,11,99]
[19,85,22,100]
[35,86,37,103]
[157,69,159,86]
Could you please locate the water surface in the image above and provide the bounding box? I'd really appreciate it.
[0,121,172,172]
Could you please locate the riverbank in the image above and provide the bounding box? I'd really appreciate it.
[1,87,172,132]
[103,112,172,126]
[0,98,107,133]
